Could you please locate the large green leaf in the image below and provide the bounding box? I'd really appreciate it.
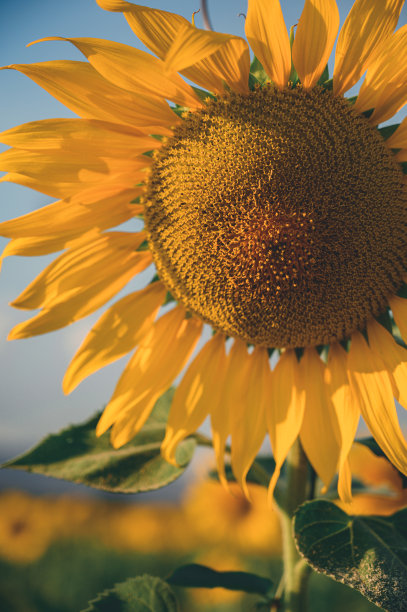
[294,500,407,611]
[2,389,196,493]
[82,575,178,612]
[168,564,274,599]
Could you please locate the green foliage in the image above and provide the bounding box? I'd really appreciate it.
[168,564,274,599]
[249,56,270,89]
[378,123,400,140]
[82,576,178,612]
[2,390,196,493]
[294,500,407,611]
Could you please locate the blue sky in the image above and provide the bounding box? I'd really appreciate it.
[1,0,407,457]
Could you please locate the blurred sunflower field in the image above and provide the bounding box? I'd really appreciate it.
[1,440,404,611]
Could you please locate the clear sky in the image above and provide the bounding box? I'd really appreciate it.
[1,0,407,459]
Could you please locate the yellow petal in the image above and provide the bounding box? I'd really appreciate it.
[325,343,360,503]
[389,294,407,344]
[63,282,166,394]
[370,81,407,125]
[0,148,150,198]
[1,61,177,132]
[367,318,407,409]
[0,118,157,156]
[96,0,250,95]
[266,349,305,500]
[292,0,339,89]
[0,232,97,260]
[347,331,407,477]
[230,346,269,497]
[31,37,201,110]
[386,115,407,148]
[161,333,227,464]
[8,247,152,339]
[333,0,404,96]
[349,442,402,492]
[0,188,142,240]
[210,339,247,489]
[299,348,341,489]
[10,231,147,311]
[164,23,250,95]
[96,307,203,447]
[245,0,291,89]
[354,25,407,123]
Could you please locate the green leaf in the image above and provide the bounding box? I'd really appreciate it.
[168,564,274,599]
[82,575,178,612]
[294,500,407,611]
[3,389,196,493]
[249,56,270,89]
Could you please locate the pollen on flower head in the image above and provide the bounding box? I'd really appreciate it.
[145,86,407,348]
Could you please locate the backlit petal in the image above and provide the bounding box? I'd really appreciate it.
[96,0,250,95]
[0,188,142,241]
[161,333,227,464]
[354,25,407,123]
[31,37,201,110]
[210,339,248,489]
[0,147,150,198]
[348,331,407,477]
[96,307,202,447]
[245,0,291,90]
[333,0,404,96]
[325,343,360,503]
[299,348,341,489]
[292,0,339,89]
[1,61,177,132]
[230,347,269,497]
[266,349,305,500]
[367,319,407,409]
[10,231,147,311]
[63,281,166,393]
[0,118,157,156]
[386,115,407,148]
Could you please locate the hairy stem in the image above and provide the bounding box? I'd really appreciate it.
[276,438,311,612]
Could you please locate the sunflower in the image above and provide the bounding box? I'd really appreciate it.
[1,0,407,504]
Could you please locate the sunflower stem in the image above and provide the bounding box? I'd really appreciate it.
[275,438,311,612]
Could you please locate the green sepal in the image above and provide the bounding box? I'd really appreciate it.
[294,500,407,612]
[2,389,196,494]
[192,86,216,102]
[317,64,329,86]
[356,437,407,488]
[400,161,407,174]
[249,55,270,89]
[346,95,357,105]
[321,77,333,91]
[378,123,400,140]
[82,575,178,612]
[168,564,274,600]
[397,282,407,298]
[361,108,374,118]
[137,239,149,251]
[375,309,393,335]
[171,105,189,119]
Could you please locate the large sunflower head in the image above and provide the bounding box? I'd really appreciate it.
[2,0,407,502]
